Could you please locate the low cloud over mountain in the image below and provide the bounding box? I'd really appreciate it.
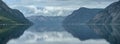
[3,0,118,17]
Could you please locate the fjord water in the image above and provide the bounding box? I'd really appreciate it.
[6,25,109,44]
[0,25,30,44]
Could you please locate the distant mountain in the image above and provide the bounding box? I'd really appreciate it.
[13,6,74,16]
[89,1,120,44]
[27,16,65,32]
[63,7,103,40]
[0,0,31,24]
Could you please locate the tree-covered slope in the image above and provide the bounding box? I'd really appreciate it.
[0,0,31,24]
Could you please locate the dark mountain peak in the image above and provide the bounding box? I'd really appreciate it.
[0,0,11,12]
[72,7,102,16]
[77,7,102,11]
[75,7,89,12]
[78,7,89,10]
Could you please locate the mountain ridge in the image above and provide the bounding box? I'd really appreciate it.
[63,7,103,40]
[27,16,65,32]
[0,0,31,24]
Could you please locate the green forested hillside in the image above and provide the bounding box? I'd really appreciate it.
[0,0,31,24]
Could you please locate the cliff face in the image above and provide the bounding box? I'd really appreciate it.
[89,1,120,25]
[63,7,102,40]
[0,0,31,24]
[89,1,120,44]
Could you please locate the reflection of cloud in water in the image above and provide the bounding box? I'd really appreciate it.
[8,31,109,44]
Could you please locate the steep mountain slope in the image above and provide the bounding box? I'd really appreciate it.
[0,0,31,24]
[89,1,120,25]
[63,7,102,24]
[89,0,120,44]
[63,7,103,40]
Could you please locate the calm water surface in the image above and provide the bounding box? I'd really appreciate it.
[0,25,109,44]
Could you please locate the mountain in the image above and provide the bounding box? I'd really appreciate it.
[89,0,120,44]
[63,7,103,40]
[63,7,102,24]
[0,0,31,24]
[89,1,120,25]
[27,16,65,32]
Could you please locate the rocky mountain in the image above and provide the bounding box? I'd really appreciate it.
[27,16,65,32]
[89,1,120,25]
[63,7,103,40]
[0,0,31,24]
[89,0,120,44]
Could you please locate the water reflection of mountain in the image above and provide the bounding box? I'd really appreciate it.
[28,25,65,32]
[63,0,120,44]
[89,25,120,44]
[7,25,109,44]
[63,25,102,40]
[0,25,30,44]
[63,24,120,44]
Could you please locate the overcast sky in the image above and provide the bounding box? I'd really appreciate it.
[3,0,119,17]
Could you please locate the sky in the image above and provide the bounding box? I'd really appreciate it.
[3,0,119,17]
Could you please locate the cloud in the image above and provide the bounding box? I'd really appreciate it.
[3,0,119,16]
[3,0,118,8]
[12,5,74,16]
